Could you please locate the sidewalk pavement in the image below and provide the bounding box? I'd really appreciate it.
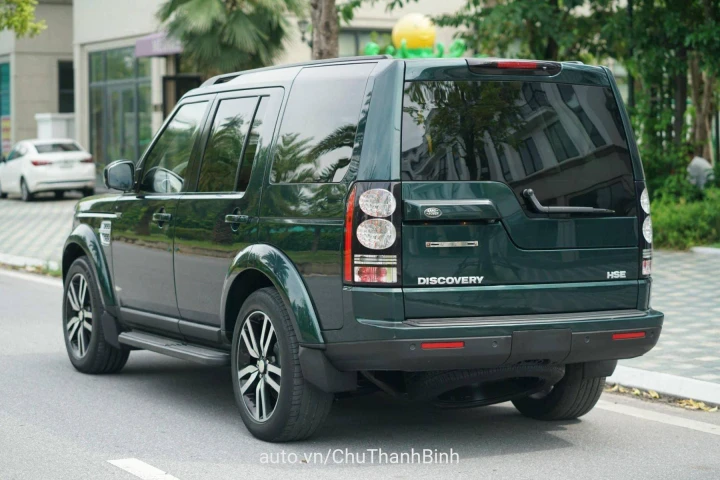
[0,195,718,401]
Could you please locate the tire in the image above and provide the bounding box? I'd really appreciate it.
[407,364,566,408]
[20,178,32,202]
[54,190,64,200]
[231,287,333,442]
[82,188,95,197]
[512,363,604,420]
[0,181,6,199]
[62,256,129,374]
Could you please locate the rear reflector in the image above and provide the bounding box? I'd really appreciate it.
[31,159,51,166]
[343,187,357,283]
[421,341,465,350]
[612,331,646,340]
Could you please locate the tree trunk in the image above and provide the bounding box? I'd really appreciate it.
[690,53,717,158]
[673,47,687,145]
[310,0,339,60]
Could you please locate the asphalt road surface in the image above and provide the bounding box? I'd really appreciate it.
[1,269,719,480]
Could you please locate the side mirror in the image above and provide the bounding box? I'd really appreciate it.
[104,160,135,192]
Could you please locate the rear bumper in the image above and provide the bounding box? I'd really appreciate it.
[31,179,95,192]
[322,309,663,372]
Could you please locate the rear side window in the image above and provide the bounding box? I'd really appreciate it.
[197,97,259,192]
[270,63,375,183]
[401,81,636,216]
[35,142,80,153]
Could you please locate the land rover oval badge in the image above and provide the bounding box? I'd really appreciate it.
[424,207,442,218]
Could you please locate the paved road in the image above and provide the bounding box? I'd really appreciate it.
[1,269,720,480]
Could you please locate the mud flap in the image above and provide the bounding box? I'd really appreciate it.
[299,346,357,393]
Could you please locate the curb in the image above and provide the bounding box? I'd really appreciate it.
[0,252,60,271]
[691,246,720,255]
[608,365,720,405]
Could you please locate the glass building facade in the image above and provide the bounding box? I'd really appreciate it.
[89,47,152,171]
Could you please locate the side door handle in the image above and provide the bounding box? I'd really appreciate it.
[152,210,172,227]
[225,214,249,225]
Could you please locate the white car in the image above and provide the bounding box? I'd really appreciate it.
[0,139,95,201]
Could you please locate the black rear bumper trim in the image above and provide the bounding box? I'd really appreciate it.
[323,327,661,372]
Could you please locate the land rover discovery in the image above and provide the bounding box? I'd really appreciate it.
[61,56,663,442]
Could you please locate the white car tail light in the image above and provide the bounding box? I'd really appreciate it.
[344,183,402,285]
[359,188,396,217]
[642,216,653,244]
[356,219,396,250]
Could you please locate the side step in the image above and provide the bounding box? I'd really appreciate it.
[118,331,230,366]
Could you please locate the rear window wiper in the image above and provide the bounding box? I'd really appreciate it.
[522,189,615,214]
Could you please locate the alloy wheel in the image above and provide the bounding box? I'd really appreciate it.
[65,273,93,357]
[237,311,281,422]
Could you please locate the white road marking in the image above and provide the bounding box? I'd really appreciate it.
[597,400,720,436]
[0,268,63,288]
[108,458,181,480]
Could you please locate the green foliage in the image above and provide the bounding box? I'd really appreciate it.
[157,0,305,75]
[0,0,45,37]
[652,189,720,249]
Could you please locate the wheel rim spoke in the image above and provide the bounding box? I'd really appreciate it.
[266,363,281,377]
[83,320,92,332]
[241,328,259,359]
[67,316,80,331]
[238,364,258,380]
[240,371,259,395]
[68,320,80,342]
[265,375,280,393]
[78,276,87,306]
[262,319,274,357]
[67,284,80,311]
[78,328,85,355]
[256,377,267,421]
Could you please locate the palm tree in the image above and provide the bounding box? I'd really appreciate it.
[158,0,305,76]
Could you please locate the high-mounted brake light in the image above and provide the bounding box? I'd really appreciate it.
[31,159,51,166]
[467,58,562,76]
[497,61,538,69]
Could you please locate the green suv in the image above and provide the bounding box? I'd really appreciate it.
[62,56,663,442]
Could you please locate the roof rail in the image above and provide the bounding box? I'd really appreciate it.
[201,55,393,88]
[563,61,584,65]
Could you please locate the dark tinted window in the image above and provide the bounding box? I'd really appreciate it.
[197,97,259,192]
[270,63,375,183]
[35,142,80,153]
[140,101,207,194]
[237,99,268,192]
[401,81,636,216]
[58,61,74,113]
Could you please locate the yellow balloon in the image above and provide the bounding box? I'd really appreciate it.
[391,13,436,50]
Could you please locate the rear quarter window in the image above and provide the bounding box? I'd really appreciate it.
[34,142,81,153]
[270,63,375,184]
[401,80,636,216]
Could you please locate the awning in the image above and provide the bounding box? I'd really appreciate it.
[135,32,183,58]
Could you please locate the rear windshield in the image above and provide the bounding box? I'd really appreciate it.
[401,81,636,216]
[34,142,81,153]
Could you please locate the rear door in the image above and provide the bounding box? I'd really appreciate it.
[400,66,640,319]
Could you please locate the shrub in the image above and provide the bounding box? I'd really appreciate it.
[652,189,720,250]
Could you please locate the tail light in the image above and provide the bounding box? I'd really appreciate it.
[31,159,51,166]
[467,58,562,76]
[343,182,402,286]
[637,182,652,277]
[81,157,94,163]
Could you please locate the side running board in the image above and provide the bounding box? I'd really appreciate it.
[118,331,230,366]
